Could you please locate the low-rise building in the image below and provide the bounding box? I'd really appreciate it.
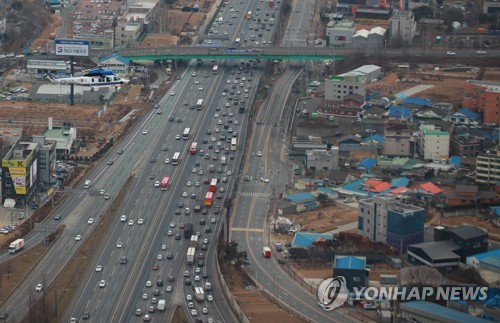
[462,80,500,125]
[401,301,491,323]
[418,124,450,161]
[389,10,416,46]
[333,255,369,292]
[384,119,411,157]
[31,135,57,184]
[306,148,339,171]
[450,133,480,159]
[98,53,130,76]
[325,21,354,47]
[42,118,77,156]
[447,108,481,126]
[444,184,497,209]
[325,74,366,101]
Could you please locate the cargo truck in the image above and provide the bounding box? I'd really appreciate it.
[263,246,271,258]
[187,247,195,265]
[195,286,205,302]
[208,164,215,173]
[157,299,166,311]
[9,239,24,254]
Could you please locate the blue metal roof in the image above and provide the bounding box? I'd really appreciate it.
[358,157,377,170]
[292,233,333,248]
[335,256,366,269]
[363,134,385,143]
[490,206,500,216]
[450,156,461,167]
[390,177,409,188]
[388,106,412,119]
[457,108,481,121]
[472,249,500,261]
[285,192,316,202]
[400,301,490,322]
[99,53,130,65]
[405,97,433,107]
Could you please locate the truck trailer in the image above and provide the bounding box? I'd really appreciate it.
[157,299,166,311]
[195,286,205,302]
[9,239,24,254]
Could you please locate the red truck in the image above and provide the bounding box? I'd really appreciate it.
[268,0,274,8]
[263,247,271,258]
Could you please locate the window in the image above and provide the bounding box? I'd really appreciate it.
[353,277,360,282]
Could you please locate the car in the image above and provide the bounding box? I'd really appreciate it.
[260,177,270,183]
[175,233,181,240]
[195,181,200,187]
[117,149,124,154]
[178,202,185,208]
[202,308,208,314]
[138,218,144,225]
[191,193,196,199]
[185,208,191,215]
[211,217,216,224]
[217,168,222,173]
[227,170,232,176]
[104,193,110,200]
[170,91,175,96]
[116,241,123,248]
[35,283,43,292]
[157,254,163,261]
[154,181,160,187]
[205,226,212,233]
[143,314,151,322]
[95,265,103,272]
[446,51,456,56]
[199,87,204,91]
[207,295,213,302]
[81,312,90,320]
[167,252,173,259]
[106,160,113,165]
[203,238,209,245]
[169,222,176,228]
[257,151,262,157]
[75,234,82,241]
[195,275,200,282]
[188,301,194,308]
[143,130,149,135]
[182,192,188,198]
[217,120,223,125]
[166,285,173,292]
[198,260,205,267]
[120,215,126,222]
[148,306,155,313]
[175,134,181,140]
[99,280,106,288]
[201,244,208,251]
[234,120,239,125]
[476,50,487,55]
[128,219,134,226]
[135,308,142,316]
[195,267,202,274]
[191,309,197,316]
[87,218,94,225]
[165,158,170,164]
[185,278,192,285]
[54,214,61,220]
[142,293,148,300]
[167,230,173,236]
[161,244,167,251]
[152,264,159,271]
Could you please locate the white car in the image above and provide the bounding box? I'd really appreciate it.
[188,302,194,308]
[217,120,223,125]
[165,158,170,164]
[211,217,216,224]
[195,80,200,84]
[116,242,123,248]
[195,275,200,282]
[99,189,105,195]
[35,283,43,292]
[476,50,487,55]
[191,309,197,316]
[186,294,193,301]
[199,87,204,91]
[99,280,106,288]
[192,168,197,173]
[154,181,160,187]
[175,134,181,140]
[260,177,270,183]
[75,235,82,241]
[226,79,231,84]
[207,295,213,301]
[166,285,173,292]
[187,181,192,187]
[87,218,94,224]
[257,151,262,157]
[214,114,219,118]
[142,293,148,300]
[120,215,126,222]
[170,91,175,96]
[167,230,173,236]
[157,254,163,260]
[138,218,144,225]
[146,281,152,287]
[128,220,134,226]
[161,244,167,250]
[195,182,200,187]
[446,51,456,56]
[169,222,176,228]
[182,192,188,197]
[143,130,149,135]
[95,265,103,272]
[202,308,208,314]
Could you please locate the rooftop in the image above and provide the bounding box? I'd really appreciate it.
[450,226,487,240]
[334,255,366,269]
[409,240,461,261]
[292,233,333,248]
[400,301,490,322]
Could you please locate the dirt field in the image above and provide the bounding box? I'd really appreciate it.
[222,262,306,323]
[428,213,500,238]
[292,205,359,233]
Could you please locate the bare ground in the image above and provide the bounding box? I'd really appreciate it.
[292,205,359,233]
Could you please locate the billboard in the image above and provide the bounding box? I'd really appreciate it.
[55,39,90,57]
[8,167,27,194]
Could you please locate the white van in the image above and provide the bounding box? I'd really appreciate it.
[84,180,91,189]
[221,156,226,165]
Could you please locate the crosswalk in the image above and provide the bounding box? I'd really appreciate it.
[239,192,272,198]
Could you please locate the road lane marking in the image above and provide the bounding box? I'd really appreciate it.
[231,227,264,232]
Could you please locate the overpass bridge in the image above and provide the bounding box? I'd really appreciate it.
[99,46,346,61]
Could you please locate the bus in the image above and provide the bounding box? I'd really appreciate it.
[160,176,170,191]
[196,99,203,110]
[246,11,252,19]
[209,178,218,192]
[212,65,219,74]
[231,138,237,151]
[189,142,198,155]
[204,192,214,207]
[182,128,191,140]
[172,152,180,165]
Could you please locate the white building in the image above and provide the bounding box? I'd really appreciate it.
[326,21,355,47]
[306,147,339,171]
[42,118,77,156]
[350,65,383,83]
[389,10,416,46]
[418,124,450,161]
[352,27,386,49]
[325,74,366,101]
[27,59,70,78]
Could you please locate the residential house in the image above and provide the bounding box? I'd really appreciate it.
[338,135,363,151]
[418,124,450,161]
[447,108,481,126]
[450,133,480,158]
[306,148,339,171]
[325,74,366,101]
[444,184,497,209]
[384,119,411,157]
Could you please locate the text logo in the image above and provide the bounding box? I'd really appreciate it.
[317,276,348,311]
